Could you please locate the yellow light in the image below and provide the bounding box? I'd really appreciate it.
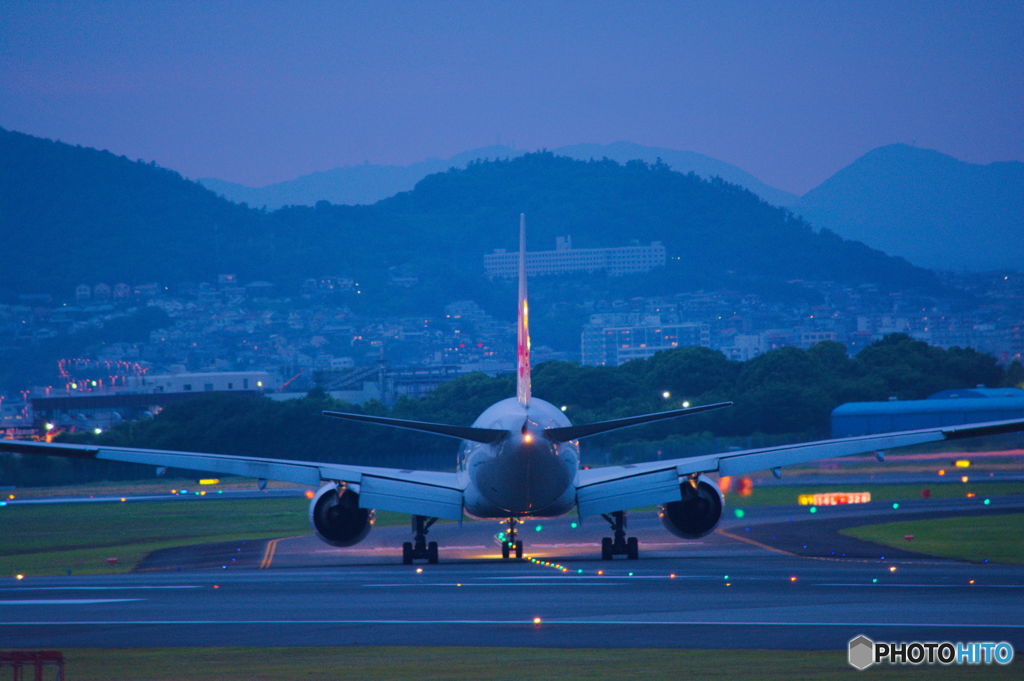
[938,469,946,476]
[961,476,969,484]
[44,423,55,431]
[560,405,567,412]
[304,489,315,500]
[120,497,126,502]
[669,573,676,579]
[416,568,423,574]
[93,427,103,435]
[969,579,975,585]
[789,576,797,582]
[199,479,220,485]
[523,433,533,443]
[966,492,975,498]
[954,460,971,468]
[682,401,691,408]
[597,570,604,576]
[889,566,897,573]
[662,391,671,399]
[257,380,264,387]
[15,574,24,581]
[532,617,542,625]
[199,490,206,496]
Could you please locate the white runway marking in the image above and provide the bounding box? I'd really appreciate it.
[2,618,1021,628]
[817,583,1024,588]
[0,599,144,605]
[363,583,617,588]
[0,586,200,592]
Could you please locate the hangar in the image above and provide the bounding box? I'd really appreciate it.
[831,387,1024,437]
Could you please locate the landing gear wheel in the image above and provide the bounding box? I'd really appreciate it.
[403,515,439,564]
[501,518,521,560]
[600,511,638,560]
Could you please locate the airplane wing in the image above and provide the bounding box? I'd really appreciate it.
[0,439,465,520]
[574,417,1024,517]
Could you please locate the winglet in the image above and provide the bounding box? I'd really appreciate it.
[516,213,531,408]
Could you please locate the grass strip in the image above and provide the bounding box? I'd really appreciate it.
[841,513,1024,564]
[0,497,405,576]
[19,647,1017,680]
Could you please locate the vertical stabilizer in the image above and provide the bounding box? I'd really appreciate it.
[516,213,531,408]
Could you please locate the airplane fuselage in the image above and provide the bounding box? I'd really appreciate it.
[458,397,579,518]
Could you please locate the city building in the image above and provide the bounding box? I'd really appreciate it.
[484,236,666,278]
[582,318,710,366]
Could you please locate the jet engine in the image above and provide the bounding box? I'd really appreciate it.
[308,483,374,547]
[658,475,724,539]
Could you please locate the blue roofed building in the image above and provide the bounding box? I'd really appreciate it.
[831,387,1024,437]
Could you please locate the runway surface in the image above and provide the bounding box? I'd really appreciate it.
[3,495,1023,650]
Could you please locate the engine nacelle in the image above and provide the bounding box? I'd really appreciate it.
[658,475,724,539]
[308,483,374,547]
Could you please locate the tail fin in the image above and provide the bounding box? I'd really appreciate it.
[516,213,531,408]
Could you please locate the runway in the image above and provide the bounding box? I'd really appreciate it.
[3,496,1023,650]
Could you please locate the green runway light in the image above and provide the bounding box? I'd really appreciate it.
[723,574,729,580]
[892,502,900,509]
[733,508,745,519]
[570,521,578,529]
[984,498,991,505]
[577,569,583,574]
[628,572,634,576]
[808,506,817,514]
[534,524,543,532]
[872,578,878,583]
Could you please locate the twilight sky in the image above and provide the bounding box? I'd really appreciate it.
[1,1,1021,194]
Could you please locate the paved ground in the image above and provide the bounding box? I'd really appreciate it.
[2,495,1022,650]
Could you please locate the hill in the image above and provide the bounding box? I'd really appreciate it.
[794,144,1024,271]
[0,127,273,293]
[0,128,936,306]
[198,141,796,208]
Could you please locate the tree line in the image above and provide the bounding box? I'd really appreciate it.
[3,334,1021,486]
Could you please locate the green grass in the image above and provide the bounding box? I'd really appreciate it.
[0,497,406,577]
[31,647,1020,680]
[728,480,1023,507]
[841,513,1024,564]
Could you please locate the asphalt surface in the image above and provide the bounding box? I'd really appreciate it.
[3,495,1023,650]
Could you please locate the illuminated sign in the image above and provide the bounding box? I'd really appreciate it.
[798,492,871,506]
[954,459,971,468]
[198,478,220,486]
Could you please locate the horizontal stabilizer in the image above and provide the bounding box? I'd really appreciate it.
[323,410,507,444]
[544,401,733,442]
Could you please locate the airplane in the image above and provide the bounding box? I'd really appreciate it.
[3,214,1024,564]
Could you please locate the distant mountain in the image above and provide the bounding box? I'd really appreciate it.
[794,144,1024,271]
[199,145,520,209]
[555,142,797,206]
[198,142,796,209]
[1,127,935,305]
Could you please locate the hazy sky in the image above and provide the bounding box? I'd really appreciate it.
[2,1,1021,194]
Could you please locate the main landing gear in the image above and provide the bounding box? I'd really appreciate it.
[600,510,639,560]
[501,517,524,560]
[402,515,439,564]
